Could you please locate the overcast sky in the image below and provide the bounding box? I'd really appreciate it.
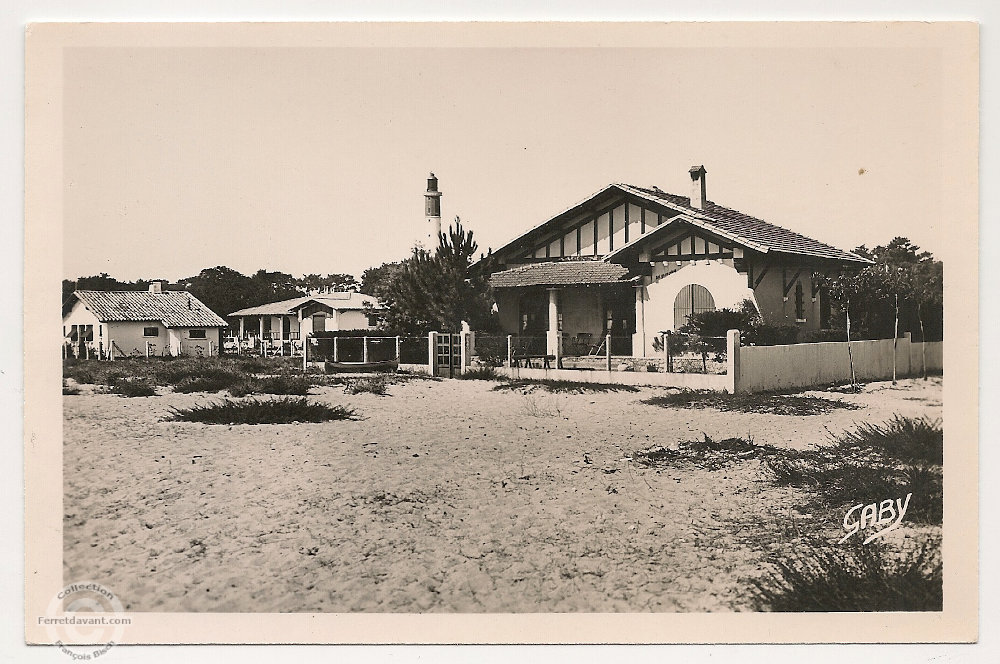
[62,41,946,281]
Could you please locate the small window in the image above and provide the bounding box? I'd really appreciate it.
[794,283,806,321]
[189,329,207,339]
[143,327,159,337]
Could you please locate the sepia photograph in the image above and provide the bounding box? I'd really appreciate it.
[22,20,979,646]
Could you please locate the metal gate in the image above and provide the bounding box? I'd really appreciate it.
[435,333,463,378]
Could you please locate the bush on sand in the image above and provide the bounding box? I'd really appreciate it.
[169,397,357,425]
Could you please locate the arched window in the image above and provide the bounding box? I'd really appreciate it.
[674,284,716,329]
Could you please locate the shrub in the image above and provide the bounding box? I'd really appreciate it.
[457,366,503,381]
[112,380,157,397]
[762,416,943,524]
[228,375,313,397]
[833,415,943,466]
[751,539,942,612]
[472,335,508,367]
[169,397,357,425]
[493,379,639,394]
[642,390,858,416]
[800,329,849,343]
[344,375,388,396]
[633,435,762,471]
[173,370,242,394]
[62,381,81,395]
[743,323,800,346]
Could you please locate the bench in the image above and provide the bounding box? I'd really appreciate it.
[511,353,556,369]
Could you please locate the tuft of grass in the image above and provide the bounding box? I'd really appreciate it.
[762,416,943,525]
[494,379,639,394]
[456,366,503,381]
[344,375,388,396]
[173,370,243,394]
[751,539,942,612]
[228,375,313,397]
[643,389,859,416]
[111,380,157,398]
[62,381,81,395]
[633,434,764,471]
[169,397,357,425]
[520,394,564,418]
[833,415,942,466]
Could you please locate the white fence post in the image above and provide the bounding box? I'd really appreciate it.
[428,331,438,377]
[605,334,612,371]
[302,333,309,372]
[459,331,470,375]
[363,336,369,363]
[395,335,401,362]
[507,335,513,368]
[726,329,741,394]
[333,336,339,363]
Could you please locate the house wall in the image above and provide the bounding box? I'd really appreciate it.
[638,261,757,355]
[105,322,221,356]
[62,300,104,349]
[751,264,823,330]
[338,310,372,331]
[106,321,166,356]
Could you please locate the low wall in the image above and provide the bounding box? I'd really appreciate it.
[496,365,729,390]
[735,333,942,393]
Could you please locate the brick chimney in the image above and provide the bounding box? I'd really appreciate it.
[689,165,707,209]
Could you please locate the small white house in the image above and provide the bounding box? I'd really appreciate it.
[62,282,229,358]
[229,290,382,345]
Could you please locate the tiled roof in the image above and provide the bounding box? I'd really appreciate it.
[230,292,380,317]
[71,291,228,327]
[490,261,635,288]
[618,184,871,263]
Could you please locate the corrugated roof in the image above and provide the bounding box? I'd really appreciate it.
[490,261,635,288]
[71,291,228,328]
[230,292,381,317]
[617,184,871,263]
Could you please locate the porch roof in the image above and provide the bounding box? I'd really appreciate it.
[230,292,380,317]
[489,261,636,288]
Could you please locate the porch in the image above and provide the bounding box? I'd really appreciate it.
[494,282,638,366]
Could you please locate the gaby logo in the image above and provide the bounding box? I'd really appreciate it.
[839,493,912,544]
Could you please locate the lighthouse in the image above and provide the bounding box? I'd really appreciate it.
[424,172,443,248]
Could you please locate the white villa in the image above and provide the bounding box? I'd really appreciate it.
[62,282,228,358]
[229,290,381,353]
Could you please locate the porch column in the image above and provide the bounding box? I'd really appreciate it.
[546,288,561,366]
[259,316,265,356]
[633,282,647,358]
[239,317,245,339]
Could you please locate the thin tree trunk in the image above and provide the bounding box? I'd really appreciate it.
[892,292,898,385]
[918,301,927,380]
[846,297,857,390]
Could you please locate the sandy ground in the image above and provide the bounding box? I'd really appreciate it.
[63,376,942,612]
